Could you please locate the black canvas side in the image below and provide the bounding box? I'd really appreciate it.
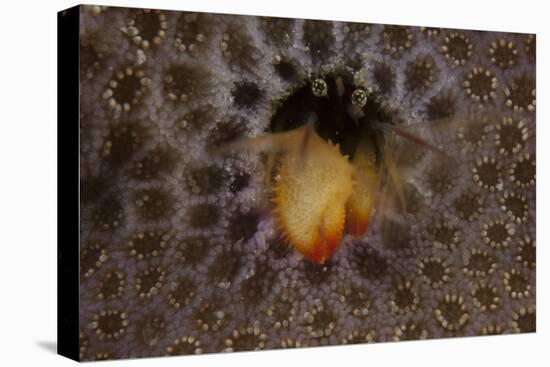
[57,5,80,362]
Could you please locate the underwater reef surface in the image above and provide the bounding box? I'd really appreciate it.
[78,5,535,360]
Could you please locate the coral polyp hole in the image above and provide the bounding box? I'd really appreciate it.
[303,20,335,64]
[273,58,299,82]
[260,17,295,47]
[303,261,333,285]
[227,210,260,244]
[372,61,396,95]
[231,81,264,109]
[188,204,221,229]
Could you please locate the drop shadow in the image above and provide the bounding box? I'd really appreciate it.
[36,340,57,354]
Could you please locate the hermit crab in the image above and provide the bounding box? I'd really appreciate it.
[218,69,459,264]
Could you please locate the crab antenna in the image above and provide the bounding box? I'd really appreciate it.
[371,120,450,158]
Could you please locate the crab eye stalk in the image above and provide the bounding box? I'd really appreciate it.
[311,78,328,97]
[351,88,368,107]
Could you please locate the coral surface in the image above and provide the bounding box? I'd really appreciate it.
[79,5,536,360]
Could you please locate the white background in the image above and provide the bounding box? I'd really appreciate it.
[0,0,545,365]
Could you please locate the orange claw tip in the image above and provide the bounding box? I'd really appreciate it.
[299,233,341,264]
[345,171,377,237]
[346,208,371,237]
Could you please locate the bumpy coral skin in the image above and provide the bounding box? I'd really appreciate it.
[79,5,536,360]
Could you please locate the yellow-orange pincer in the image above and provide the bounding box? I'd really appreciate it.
[272,129,354,263]
[218,124,380,264]
[346,137,381,236]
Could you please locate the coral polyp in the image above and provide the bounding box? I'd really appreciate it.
[78,6,535,360]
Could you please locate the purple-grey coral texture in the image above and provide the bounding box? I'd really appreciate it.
[78,5,535,360]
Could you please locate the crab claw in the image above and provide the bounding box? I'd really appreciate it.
[216,123,355,264]
[346,136,381,237]
[273,128,354,264]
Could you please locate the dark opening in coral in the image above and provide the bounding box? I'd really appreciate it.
[269,71,396,159]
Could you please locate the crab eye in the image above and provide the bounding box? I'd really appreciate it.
[311,78,328,97]
[351,88,368,107]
